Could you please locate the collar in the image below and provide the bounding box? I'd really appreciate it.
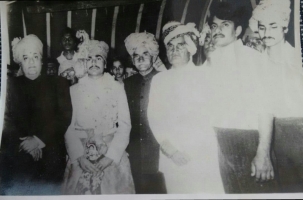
[141,68,158,81]
[57,51,77,64]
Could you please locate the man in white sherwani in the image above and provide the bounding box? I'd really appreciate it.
[63,39,134,194]
[147,21,224,193]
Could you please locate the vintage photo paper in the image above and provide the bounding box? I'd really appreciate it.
[1,0,303,198]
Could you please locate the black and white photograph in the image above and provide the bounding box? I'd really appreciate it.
[0,0,303,198]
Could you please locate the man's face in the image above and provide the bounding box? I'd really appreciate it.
[132,46,153,73]
[86,51,106,77]
[166,36,190,67]
[258,19,285,47]
[112,61,125,78]
[61,33,76,51]
[210,16,240,47]
[20,46,42,80]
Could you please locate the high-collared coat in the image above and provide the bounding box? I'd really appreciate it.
[124,68,166,194]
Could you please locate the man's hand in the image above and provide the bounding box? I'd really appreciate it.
[19,137,39,153]
[78,156,101,176]
[29,148,42,161]
[171,151,190,166]
[96,156,113,171]
[251,153,274,182]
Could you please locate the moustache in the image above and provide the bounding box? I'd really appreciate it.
[213,33,225,39]
[89,65,100,70]
[262,37,274,40]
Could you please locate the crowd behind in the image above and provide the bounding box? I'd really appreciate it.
[1,0,303,195]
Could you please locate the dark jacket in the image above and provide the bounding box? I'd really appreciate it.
[0,75,72,184]
[124,69,166,194]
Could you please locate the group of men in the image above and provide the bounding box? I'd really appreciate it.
[1,0,303,195]
[123,0,303,193]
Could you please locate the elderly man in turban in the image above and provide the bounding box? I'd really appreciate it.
[124,32,167,194]
[62,38,134,194]
[249,0,299,69]
[0,35,72,195]
[147,21,225,193]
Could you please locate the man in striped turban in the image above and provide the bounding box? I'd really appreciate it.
[162,21,201,68]
[147,21,225,193]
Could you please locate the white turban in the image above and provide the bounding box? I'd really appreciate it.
[249,0,291,32]
[124,32,159,57]
[11,34,43,64]
[162,21,201,55]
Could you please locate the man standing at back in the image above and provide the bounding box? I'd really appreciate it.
[124,32,166,194]
[250,0,298,69]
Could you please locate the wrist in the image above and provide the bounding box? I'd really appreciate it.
[256,148,270,158]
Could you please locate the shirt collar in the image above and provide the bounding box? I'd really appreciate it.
[142,68,157,81]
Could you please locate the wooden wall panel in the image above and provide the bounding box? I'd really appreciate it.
[7,3,24,69]
[184,0,206,25]
[72,9,93,37]
[95,7,115,46]
[23,11,47,60]
[115,4,141,58]
[139,1,162,35]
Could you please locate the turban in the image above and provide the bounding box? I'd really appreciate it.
[249,0,291,32]
[76,30,109,62]
[12,34,43,64]
[162,21,201,55]
[124,32,159,57]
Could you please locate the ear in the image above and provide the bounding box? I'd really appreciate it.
[283,27,289,34]
[235,26,242,38]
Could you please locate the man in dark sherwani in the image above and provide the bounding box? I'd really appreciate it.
[0,34,72,195]
[124,32,167,194]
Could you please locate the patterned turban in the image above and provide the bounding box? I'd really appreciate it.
[162,21,200,55]
[124,32,159,57]
[249,0,291,32]
[11,34,43,64]
[76,30,109,62]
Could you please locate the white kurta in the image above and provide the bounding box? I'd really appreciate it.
[148,61,224,194]
[262,41,303,118]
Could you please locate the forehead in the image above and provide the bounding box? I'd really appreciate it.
[62,33,73,38]
[88,49,103,57]
[133,46,148,55]
[168,36,185,45]
[258,19,280,26]
[113,61,122,67]
[21,46,40,56]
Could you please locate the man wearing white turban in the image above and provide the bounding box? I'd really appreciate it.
[124,32,166,194]
[249,0,298,69]
[251,0,303,193]
[0,34,72,195]
[63,38,134,194]
[147,21,224,193]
